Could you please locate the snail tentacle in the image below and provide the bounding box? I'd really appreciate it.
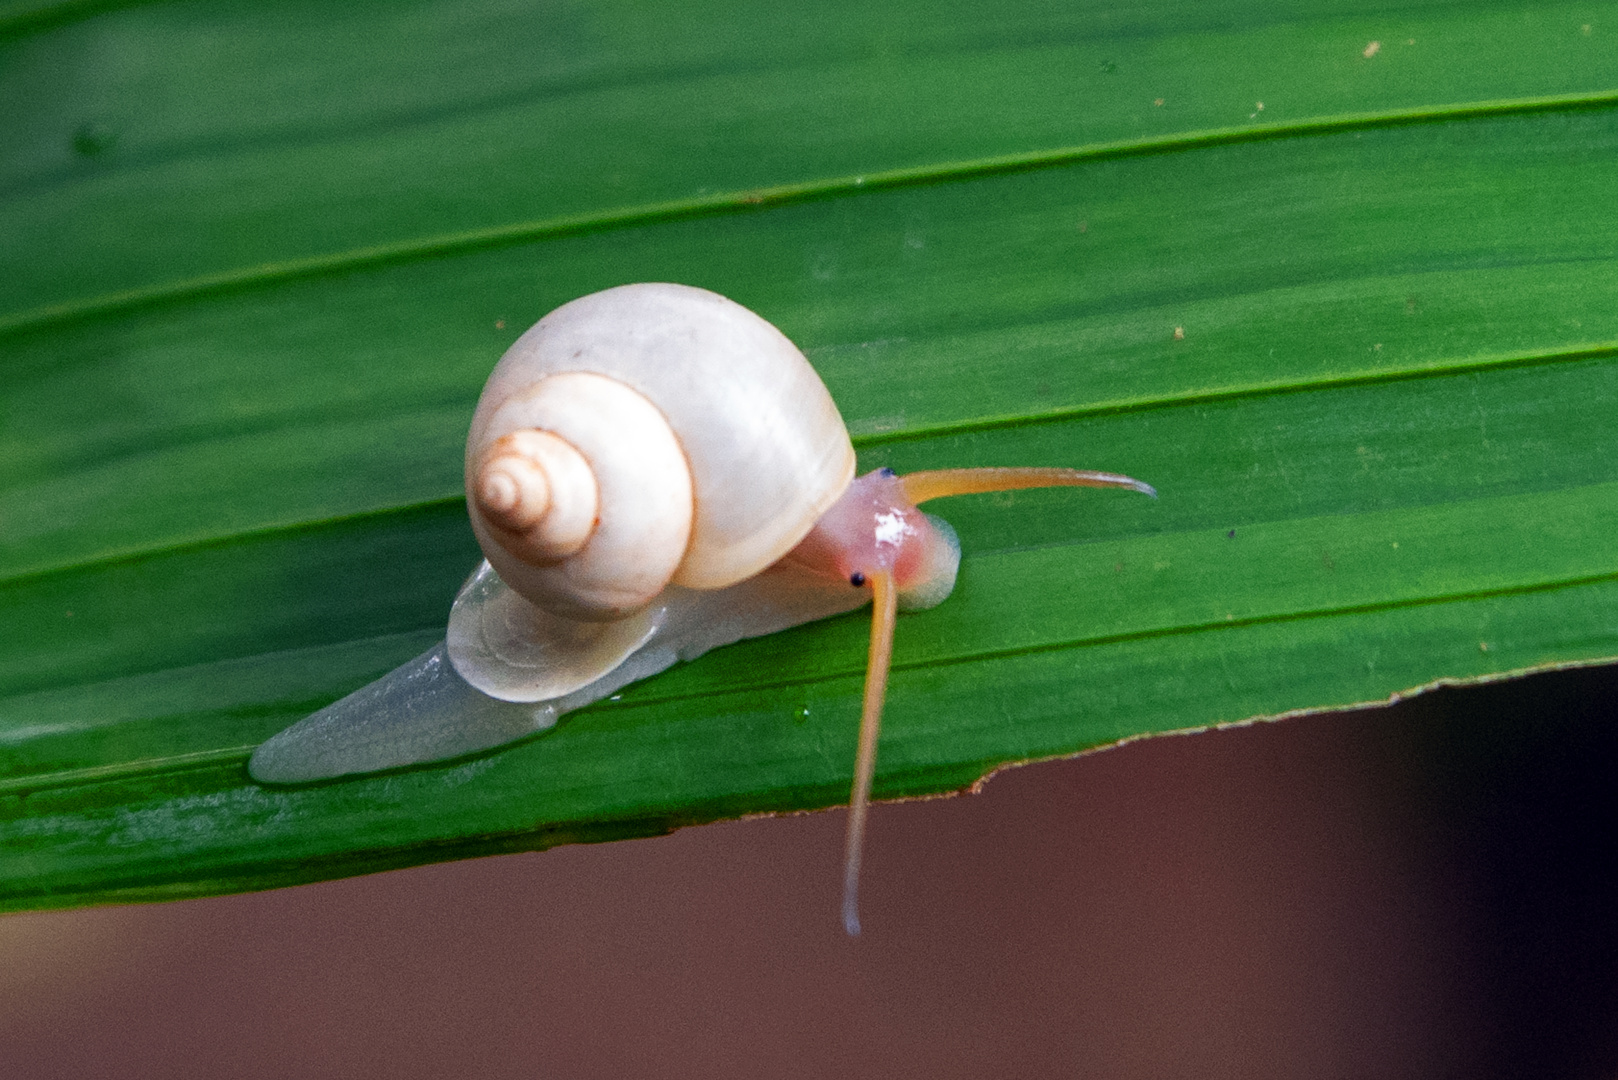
[842,568,898,938]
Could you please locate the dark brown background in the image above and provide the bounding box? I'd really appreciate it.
[3,664,1616,1079]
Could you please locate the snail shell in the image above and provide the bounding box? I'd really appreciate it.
[466,283,856,621]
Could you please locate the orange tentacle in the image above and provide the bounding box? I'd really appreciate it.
[842,569,897,937]
[900,467,1156,506]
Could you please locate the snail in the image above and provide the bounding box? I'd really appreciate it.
[249,283,1155,935]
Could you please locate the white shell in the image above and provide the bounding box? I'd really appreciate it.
[472,428,599,561]
[466,283,856,618]
[471,371,694,618]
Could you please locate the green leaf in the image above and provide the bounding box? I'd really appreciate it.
[3,0,1616,910]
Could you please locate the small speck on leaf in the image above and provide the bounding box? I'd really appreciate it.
[494,319,505,329]
[1173,326,1185,340]
[1479,641,1491,652]
[1153,98,1164,106]
[1100,60,1117,74]
[1363,40,1381,58]
[1227,529,1236,539]
[72,122,118,156]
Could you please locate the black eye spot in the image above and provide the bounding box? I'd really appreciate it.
[849,572,866,587]
[878,467,896,477]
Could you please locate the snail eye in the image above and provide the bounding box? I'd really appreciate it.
[849,572,867,587]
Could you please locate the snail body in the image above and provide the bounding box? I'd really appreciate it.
[249,283,1155,934]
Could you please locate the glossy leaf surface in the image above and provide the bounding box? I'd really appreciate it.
[2,0,1616,909]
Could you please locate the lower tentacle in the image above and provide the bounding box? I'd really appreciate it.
[842,568,898,936]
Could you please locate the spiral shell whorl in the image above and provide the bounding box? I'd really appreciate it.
[473,429,599,561]
[468,371,693,620]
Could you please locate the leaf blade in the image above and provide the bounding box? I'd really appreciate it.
[3,0,1617,909]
